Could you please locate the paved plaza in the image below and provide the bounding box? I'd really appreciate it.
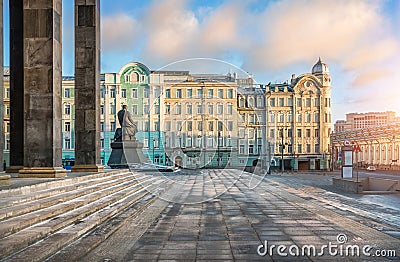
[75,169,399,261]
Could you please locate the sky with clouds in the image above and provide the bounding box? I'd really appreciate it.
[3,0,400,123]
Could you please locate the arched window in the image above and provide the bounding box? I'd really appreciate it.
[131,72,139,83]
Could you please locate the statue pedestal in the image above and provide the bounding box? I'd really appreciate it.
[107,141,148,169]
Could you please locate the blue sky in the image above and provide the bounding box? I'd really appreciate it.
[3,0,400,122]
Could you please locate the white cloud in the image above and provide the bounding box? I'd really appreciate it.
[101,13,140,52]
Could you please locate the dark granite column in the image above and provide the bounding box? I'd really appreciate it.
[18,0,66,178]
[72,0,103,172]
[0,0,4,172]
[7,0,24,173]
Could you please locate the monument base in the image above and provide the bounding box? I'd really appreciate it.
[0,174,11,185]
[18,167,67,178]
[107,141,148,169]
[71,164,104,173]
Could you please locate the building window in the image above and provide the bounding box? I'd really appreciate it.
[166,104,170,114]
[155,105,160,114]
[314,113,319,122]
[306,113,311,123]
[5,106,10,116]
[257,96,263,108]
[297,129,302,138]
[5,88,10,99]
[5,122,10,133]
[239,145,245,154]
[187,89,192,98]
[270,113,275,123]
[154,122,160,131]
[208,105,213,115]
[307,144,311,153]
[297,144,302,153]
[287,144,293,153]
[314,129,319,138]
[144,138,149,148]
[207,137,213,147]
[287,113,293,122]
[197,89,202,98]
[110,122,116,132]
[5,139,9,150]
[197,122,203,131]
[101,139,104,148]
[279,98,284,107]
[64,104,71,115]
[315,144,320,153]
[218,104,223,114]
[186,104,192,114]
[187,121,193,131]
[218,121,223,131]
[121,89,127,98]
[65,122,71,132]
[297,98,302,107]
[165,89,171,98]
[100,105,104,115]
[306,98,311,107]
[278,113,284,123]
[100,86,105,98]
[287,128,293,137]
[64,88,71,98]
[187,137,192,147]
[248,97,254,107]
[270,129,275,138]
[144,89,150,98]
[297,113,302,122]
[218,89,223,98]
[314,97,320,107]
[110,87,116,98]
[270,98,275,107]
[227,104,233,114]
[64,139,71,149]
[287,97,293,107]
[176,89,182,98]
[110,104,116,114]
[132,105,138,115]
[208,89,213,98]
[131,89,137,98]
[176,104,182,114]
[208,121,213,131]
[100,122,104,132]
[165,121,171,131]
[227,89,233,99]
[249,144,254,154]
[197,105,203,114]
[306,129,311,137]
[143,104,150,114]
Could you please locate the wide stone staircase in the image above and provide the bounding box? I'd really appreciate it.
[0,170,172,261]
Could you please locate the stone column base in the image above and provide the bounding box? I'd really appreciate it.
[18,167,67,178]
[0,174,11,185]
[71,164,104,173]
[6,166,24,173]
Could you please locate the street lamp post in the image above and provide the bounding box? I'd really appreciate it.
[152,138,155,164]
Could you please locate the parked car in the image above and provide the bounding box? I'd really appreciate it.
[366,166,376,171]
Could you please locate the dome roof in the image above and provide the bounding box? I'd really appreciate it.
[312,57,329,75]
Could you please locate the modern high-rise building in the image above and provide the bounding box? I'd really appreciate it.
[3,59,332,171]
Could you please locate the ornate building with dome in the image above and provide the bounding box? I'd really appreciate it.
[266,58,332,171]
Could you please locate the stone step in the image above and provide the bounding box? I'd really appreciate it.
[14,180,173,262]
[0,174,165,260]
[0,169,130,199]
[0,172,146,221]
[0,173,154,239]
